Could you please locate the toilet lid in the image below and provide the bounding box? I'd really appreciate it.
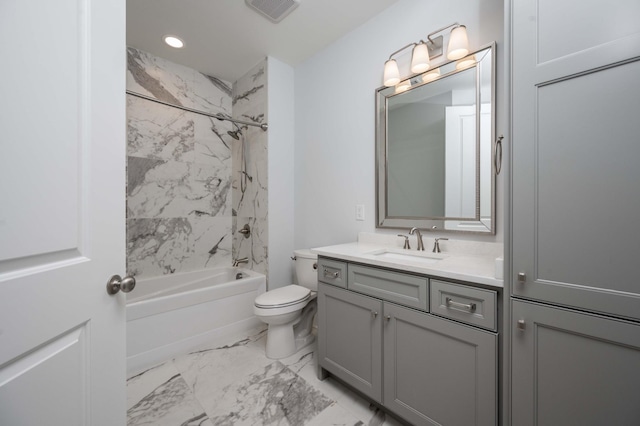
[255,285,311,309]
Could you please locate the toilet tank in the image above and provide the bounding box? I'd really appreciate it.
[294,249,318,291]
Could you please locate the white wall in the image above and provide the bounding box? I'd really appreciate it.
[294,0,505,250]
[267,57,296,288]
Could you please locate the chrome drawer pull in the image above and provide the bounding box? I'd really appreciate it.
[323,269,339,279]
[445,297,477,312]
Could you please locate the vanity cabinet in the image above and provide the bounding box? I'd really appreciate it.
[317,283,383,402]
[383,302,497,426]
[317,259,498,426]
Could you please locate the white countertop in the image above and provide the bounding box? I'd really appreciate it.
[312,242,503,288]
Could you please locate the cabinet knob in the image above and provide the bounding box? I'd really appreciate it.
[384,315,391,321]
[371,311,378,318]
[517,272,526,284]
[517,319,526,331]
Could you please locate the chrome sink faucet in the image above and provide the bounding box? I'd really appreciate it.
[409,227,425,251]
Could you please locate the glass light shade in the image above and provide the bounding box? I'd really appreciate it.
[383,59,400,87]
[395,79,412,94]
[447,25,469,60]
[422,68,441,83]
[163,35,184,48]
[456,55,477,70]
[410,42,430,74]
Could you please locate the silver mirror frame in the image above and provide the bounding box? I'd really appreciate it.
[375,42,496,234]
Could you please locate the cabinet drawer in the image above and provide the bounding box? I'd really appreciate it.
[348,264,428,310]
[317,258,347,288]
[430,280,497,331]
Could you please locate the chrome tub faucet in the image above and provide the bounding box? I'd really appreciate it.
[232,257,249,267]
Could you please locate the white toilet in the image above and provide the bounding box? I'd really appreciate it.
[254,249,318,359]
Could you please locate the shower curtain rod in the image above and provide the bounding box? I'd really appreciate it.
[126,90,268,131]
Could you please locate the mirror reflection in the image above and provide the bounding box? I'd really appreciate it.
[376,44,495,233]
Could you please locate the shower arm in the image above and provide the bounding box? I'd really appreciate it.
[126,90,268,131]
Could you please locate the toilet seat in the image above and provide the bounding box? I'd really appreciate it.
[254,285,311,309]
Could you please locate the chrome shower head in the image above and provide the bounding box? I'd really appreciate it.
[227,122,243,140]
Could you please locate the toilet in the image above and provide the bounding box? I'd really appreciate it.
[254,249,318,359]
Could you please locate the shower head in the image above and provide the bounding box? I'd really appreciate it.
[227,122,243,140]
[227,129,241,140]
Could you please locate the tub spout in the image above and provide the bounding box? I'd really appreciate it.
[232,257,249,267]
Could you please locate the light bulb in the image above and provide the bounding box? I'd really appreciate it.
[395,79,412,94]
[411,42,430,74]
[383,59,400,87]
[447,25,469,60]
[456,55,477,70]
[422,68,441,83]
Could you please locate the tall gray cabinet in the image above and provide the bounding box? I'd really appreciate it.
[510,1,640,424]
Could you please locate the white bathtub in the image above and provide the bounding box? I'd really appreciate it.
[126,267,266,376]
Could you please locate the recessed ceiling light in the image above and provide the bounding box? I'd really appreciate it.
[163,35,184,48]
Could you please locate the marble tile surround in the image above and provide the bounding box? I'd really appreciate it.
[232,61,269,279]
[126,48,247,278]
[127,328,408,426]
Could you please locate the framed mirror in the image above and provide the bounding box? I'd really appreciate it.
[375,43,496,234]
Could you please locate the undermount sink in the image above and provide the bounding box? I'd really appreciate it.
[367,249,446,265]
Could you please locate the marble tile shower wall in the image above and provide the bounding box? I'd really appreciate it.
[232,60,269,278]
[126,47,237,277]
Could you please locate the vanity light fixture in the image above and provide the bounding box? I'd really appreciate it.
[163,35,185,48]
[382,23,469,87]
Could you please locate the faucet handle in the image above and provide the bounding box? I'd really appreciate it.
[432,238,449,253]
[397,234,411,250]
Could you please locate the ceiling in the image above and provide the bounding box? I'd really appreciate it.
[127,0,400,83]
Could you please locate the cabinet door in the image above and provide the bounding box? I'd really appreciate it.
[317,283,383,402]
[383,302,497,426]
[511,0,640,320]
[512,300,640,425]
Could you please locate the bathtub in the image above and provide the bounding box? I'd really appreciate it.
[126,267,266,376]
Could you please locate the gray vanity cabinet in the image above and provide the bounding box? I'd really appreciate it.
[383,302,497,426]
[317,282,383,402]
[317,260,498,425]
[511,300,640,425]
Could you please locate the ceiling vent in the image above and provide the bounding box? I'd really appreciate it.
[245,0,300,23]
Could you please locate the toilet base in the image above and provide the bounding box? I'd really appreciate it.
[265,299,317,359]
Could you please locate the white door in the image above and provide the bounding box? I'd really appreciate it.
[0,0,126,425]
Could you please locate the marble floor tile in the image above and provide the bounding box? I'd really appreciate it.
[127,328,410,426]
[127,368,213,426]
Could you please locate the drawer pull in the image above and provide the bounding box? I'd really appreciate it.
[445,297,477,312]
[323,269,339,279]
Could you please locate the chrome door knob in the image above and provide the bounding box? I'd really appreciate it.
[106,274,136,295]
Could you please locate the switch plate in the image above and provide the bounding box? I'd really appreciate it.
[356,204,365,221]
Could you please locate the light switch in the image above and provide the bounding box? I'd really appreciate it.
[355,204,365,221]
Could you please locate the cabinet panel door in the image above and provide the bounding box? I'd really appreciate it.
[317,283,383,402]
[383,303,497,426]
[512,300,640,426]
[511,0,640,320]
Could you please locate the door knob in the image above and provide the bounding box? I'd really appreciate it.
[106,274,136,295]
